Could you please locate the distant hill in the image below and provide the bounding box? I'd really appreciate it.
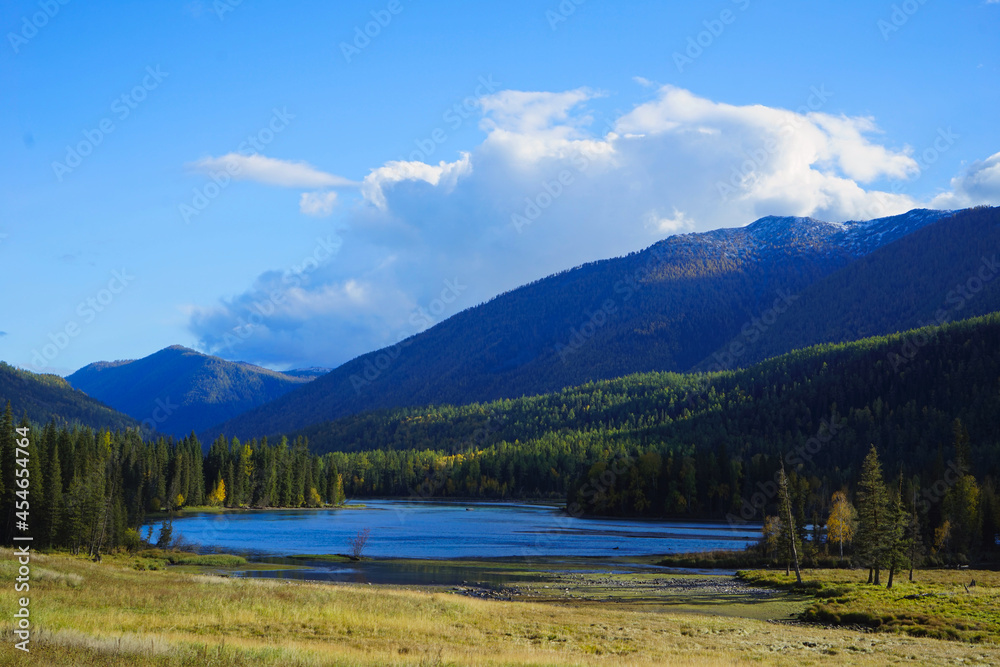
[208,208,956,441]
[0,362,138,431]
[66,346,320,437]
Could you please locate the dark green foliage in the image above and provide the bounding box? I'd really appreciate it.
[0,363,138,432]
[0,420,350,552]
[66,346,319,438]
[857,446,891,583]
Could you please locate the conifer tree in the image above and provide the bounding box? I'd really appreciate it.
[857,445,890,585]
[907,484,925,582]
[0,402,14,540]
[885,472,910,589]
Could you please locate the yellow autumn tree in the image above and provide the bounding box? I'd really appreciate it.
[331,473,346,505]
[827,490,857,561]
[933,519,952,555]
[208,477,226,507]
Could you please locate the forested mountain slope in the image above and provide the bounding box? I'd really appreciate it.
[0,362,138,431]
[706,206,1000,369]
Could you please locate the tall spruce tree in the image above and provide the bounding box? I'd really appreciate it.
[885,471,910,590]
[907,483,925,581]
[857,445,890,585]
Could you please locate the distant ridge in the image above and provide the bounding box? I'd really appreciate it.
[66,346,324,437]
[0,362,138,431]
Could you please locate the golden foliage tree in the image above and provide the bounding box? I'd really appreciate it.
[827,490,856,561]
[208,477,226,507]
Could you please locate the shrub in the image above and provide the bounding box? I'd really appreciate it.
[121,528,144,553]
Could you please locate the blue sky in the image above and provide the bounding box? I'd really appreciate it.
[2,0,999,374]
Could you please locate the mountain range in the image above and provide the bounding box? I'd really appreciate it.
[206,207,1000,443]
[50,206,1000,449]
[65,346,328,437]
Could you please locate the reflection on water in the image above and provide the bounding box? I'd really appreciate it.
[152,500,759,560]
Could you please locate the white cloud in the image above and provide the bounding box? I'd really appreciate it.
[299,190,339,216]
[930,151,1000,209]
[361,154,472,210]
[646,208,695,234]
[188,84,998,368]
[189,153,358,189]
[479,88,597,136]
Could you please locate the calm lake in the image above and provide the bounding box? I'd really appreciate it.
[153,500,759,559]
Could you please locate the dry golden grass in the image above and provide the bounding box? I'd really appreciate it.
[2,550,1000,666]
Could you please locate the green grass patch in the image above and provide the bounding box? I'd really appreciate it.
[170,554,248,567]
[660,549,853,569]
[739,568,1000,643]
[286,554,354,563]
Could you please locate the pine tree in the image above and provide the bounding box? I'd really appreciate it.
[907,484,925,581]
[43,436,63,547]
[857,445,890,585]
[885,472,910,590]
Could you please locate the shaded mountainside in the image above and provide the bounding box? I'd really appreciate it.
[0,362,138,431]
[287,311,1000,465]
[209,208,953,442]
[707,206,1000,369]
[66,346,318,437]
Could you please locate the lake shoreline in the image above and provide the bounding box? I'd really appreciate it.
[150,499,761,560]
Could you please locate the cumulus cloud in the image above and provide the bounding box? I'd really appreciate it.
[189,153,358,189]
[930,151,1000,209]
[361,154,472,210]
[188,84,998,369]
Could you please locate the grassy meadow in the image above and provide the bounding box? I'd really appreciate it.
[3,548,1000,666]
[740,568,1000,643]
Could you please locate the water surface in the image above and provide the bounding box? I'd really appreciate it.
[154,500,759,559]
